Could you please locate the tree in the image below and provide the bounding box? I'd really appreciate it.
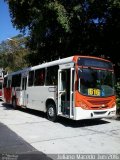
[5,0,120,73]
[0,34,29,72]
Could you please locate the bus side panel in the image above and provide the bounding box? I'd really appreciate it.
[26,86,57,112]
[3,87,12,104]
[15,87,22,106]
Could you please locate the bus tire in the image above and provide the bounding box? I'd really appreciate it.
[47,103,57,122]
[12,98,17,110]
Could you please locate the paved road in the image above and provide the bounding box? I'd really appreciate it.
[0,101,120,156]
[0,122,52,160]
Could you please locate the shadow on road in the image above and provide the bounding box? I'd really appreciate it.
[1,102,110,128]
[0,122,52,160]
[1,102,14,110]
[1,102,47,119]
[57,117,110,128]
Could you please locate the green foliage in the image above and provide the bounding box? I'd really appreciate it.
[47,1,70,32]
[4,0,120,78]
[116,80,120,108]
[116,81,120,97]
[0,34,30,72]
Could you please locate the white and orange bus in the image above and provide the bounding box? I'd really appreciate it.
[2,55,116,121]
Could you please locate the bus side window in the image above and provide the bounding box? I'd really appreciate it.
[34,68,45,86]
[3,77,7,88]
[7,79,11,88]
[46,65,58,85]
[0,82,2,90]
[28,71,34,86]
[12,74,21,87]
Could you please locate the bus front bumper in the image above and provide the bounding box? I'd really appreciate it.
[74,106,116,120]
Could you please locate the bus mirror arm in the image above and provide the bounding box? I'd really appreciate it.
[59,90,66,95]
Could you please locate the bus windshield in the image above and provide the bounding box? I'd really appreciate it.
[78,68,115,97]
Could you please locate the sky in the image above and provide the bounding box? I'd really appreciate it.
[0,0,21,43]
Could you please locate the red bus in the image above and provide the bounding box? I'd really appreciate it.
[0,78,3,99]
[3,55,116,121]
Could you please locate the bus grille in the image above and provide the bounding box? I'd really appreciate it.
[88,100,110,109]
[91,106,108,109]
[94,111,107,115]
[88,100,110,105]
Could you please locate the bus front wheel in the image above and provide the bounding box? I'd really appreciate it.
[47,103,57,122]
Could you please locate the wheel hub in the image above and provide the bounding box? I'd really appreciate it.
[49,107,54,117]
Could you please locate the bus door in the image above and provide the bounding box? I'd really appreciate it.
[58,63,75,118]
[21,75,27,106]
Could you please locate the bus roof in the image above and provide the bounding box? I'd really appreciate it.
[5,56,74,76]
[5,55,112,76]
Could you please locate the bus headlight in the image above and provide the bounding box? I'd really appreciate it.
[79,101,88,109]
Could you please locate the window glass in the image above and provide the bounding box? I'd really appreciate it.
[7,79,11,88]
[46,66,58,85]
[12,74,21,87]
[22,78,27,90]
[3,77,7,88]
[0,82,2,89]
[34,68,45,86]
[28,71,34,86]
[78,68,115,97]
[77,57,113,69]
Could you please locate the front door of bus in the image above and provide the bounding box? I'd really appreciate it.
[21,77,27,106]
[58,66,75,118]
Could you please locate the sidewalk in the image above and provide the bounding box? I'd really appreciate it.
[0,122,52,160]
